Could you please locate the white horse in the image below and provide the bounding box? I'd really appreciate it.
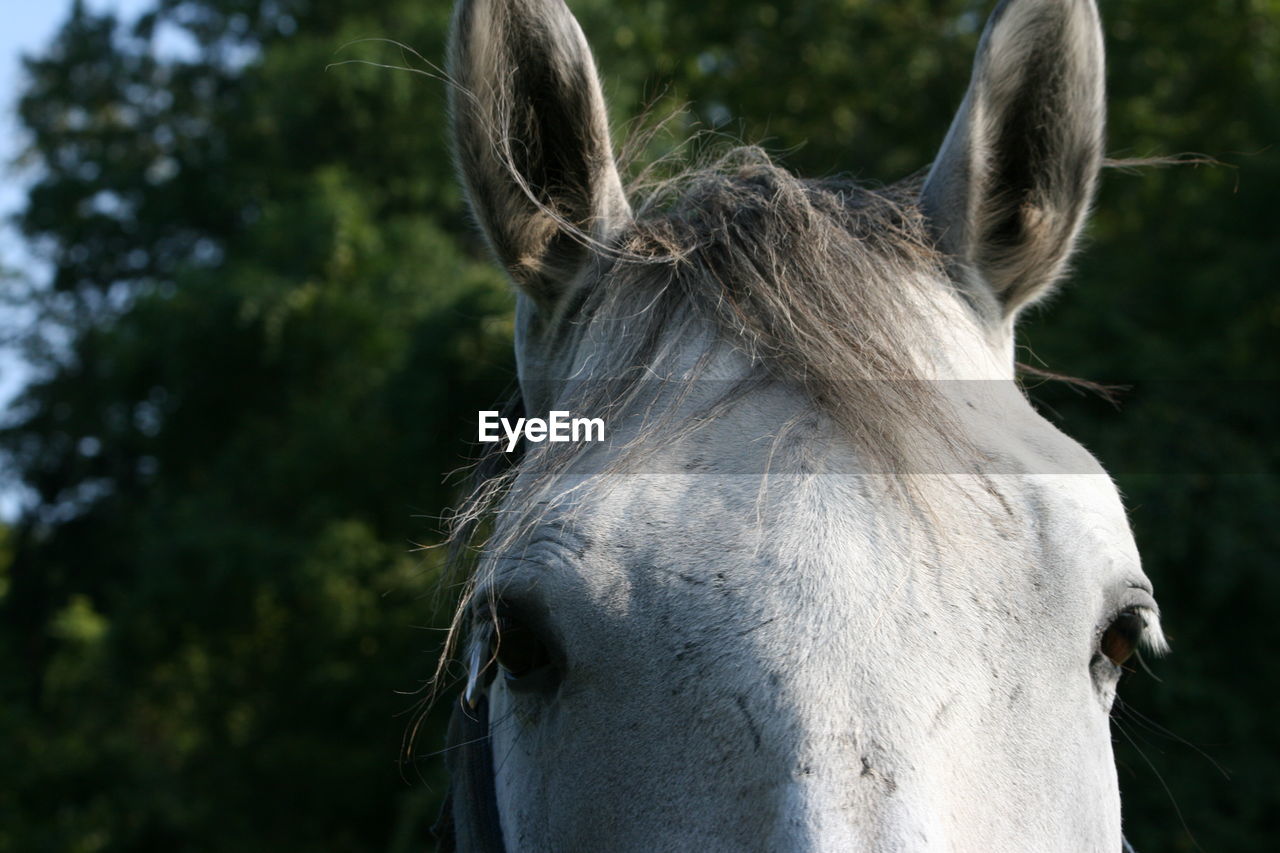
[435,0,1167,850]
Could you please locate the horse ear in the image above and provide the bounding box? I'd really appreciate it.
[448,0,630,304]
[920,0,1105,323]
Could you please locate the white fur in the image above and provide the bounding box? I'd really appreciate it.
[479,296,1160,851]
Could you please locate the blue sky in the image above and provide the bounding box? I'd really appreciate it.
[0,0,152,515]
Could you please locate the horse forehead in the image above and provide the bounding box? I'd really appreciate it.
[571,380,1137,554]
[573,469,1133,587]
[512,391,1142,598]
[509,287,1143,610]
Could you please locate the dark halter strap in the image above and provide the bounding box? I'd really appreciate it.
[432,695,507,853]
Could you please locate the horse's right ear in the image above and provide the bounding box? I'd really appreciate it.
[448,0,630,304]
[921,0,1106,326]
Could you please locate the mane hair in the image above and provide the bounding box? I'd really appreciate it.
[618,146,961,471]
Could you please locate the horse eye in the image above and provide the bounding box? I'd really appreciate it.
[494,614,553,685]
[1100,608,1146,667]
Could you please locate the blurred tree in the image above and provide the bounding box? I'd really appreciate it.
[1,0,1276,851]
[0,2,513,850]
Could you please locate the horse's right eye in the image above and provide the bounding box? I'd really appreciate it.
[494,613,556,690]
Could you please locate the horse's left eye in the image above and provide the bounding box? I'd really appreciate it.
[485,608,561,696]
[1100,608,1146,667]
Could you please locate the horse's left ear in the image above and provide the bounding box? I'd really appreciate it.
[921,0,1105,324]
[448,0,631,305]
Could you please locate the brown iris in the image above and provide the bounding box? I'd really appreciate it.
[1101,609,1146,667]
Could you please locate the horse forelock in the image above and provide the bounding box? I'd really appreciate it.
[557,146,979,477]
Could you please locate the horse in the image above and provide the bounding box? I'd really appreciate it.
[432,0,1168,850]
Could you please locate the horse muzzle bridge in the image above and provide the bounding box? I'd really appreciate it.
[431,690,1143,853]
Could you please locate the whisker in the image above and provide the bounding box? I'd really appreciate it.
[1112,717,1203,853]
[1114,698,1230,779]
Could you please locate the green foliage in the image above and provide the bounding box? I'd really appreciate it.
[1,0,1276,850]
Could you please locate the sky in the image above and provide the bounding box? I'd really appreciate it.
[0,0,153,516]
